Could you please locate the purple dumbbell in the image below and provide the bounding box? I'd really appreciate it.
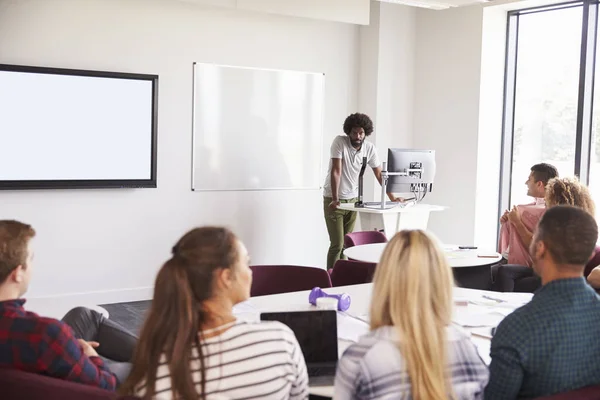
[309,287,351,311]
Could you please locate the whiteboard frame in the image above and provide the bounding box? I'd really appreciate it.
[0,63,159,190]
[191,62,325,192]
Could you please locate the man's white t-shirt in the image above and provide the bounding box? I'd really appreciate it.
[323,135,381,200]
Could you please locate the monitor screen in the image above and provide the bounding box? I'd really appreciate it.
[0,64,158,190]
[260,310,338,365]
[387,148,436,193]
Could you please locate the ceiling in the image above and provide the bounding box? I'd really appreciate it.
[376,0,493,11]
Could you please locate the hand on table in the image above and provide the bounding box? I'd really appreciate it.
[78,339,100,358]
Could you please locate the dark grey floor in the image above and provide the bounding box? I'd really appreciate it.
[100,300,151,334]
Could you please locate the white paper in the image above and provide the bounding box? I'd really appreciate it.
[452,310,506,327]
[337,312,370,342]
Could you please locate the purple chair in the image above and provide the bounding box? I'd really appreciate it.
[249,265,332,297]
[329,260,377,287]
[583,246,600,278]
[0,368,140,400]
[344,230,388,249]
[535,385,600,399]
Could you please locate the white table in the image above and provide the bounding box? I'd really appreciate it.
[337,203,445,239]
[233,283,532,398]
[344,243,502,268]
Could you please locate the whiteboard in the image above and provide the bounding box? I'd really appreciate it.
[192,63,324,191]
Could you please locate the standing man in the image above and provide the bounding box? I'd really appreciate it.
[323,113,402,271]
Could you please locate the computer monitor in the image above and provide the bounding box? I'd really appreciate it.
[387,148,436,194]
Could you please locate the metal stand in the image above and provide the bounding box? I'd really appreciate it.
[354,157,367,208]
[378,161,427,210]
[355,161,429,210]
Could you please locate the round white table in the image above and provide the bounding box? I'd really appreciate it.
[344,243,502,267]
[344,243,502,290]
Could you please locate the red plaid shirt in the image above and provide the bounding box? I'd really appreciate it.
[0,299,117,390]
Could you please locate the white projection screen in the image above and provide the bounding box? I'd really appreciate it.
[191,63,324,191]
[0,64,158,190]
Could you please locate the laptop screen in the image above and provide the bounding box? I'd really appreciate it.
[260,310,338,364]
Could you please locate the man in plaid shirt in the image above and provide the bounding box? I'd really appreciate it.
[0,220,123,390]
[486,206,600,399]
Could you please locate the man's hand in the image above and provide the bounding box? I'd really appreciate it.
[507,206,521,225]
[500,210,509,224]
[390,196,405,203]
[78,339,100,358]
[328,200,340,211]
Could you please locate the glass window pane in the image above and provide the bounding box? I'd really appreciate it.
[590,42,600,218]
[509,6,582,207]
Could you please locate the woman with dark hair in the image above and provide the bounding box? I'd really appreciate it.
[120,227,308,399]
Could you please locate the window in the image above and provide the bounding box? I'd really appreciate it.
[590,22,600,218]
[500,1,599,219]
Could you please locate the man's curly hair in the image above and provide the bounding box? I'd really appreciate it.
[343,113,374,136]
[545,177,596,217]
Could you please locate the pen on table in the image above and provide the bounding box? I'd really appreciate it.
[482,295,506,303]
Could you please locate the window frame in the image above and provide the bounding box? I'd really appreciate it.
[498,0,599,228]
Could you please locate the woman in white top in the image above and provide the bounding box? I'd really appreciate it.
[334,230,489,400]
[120,227,308,400]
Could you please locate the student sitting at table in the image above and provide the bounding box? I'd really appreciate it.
[494,177,596,292]
[119,227,308,400]
[485,206,600,399]
[334,230,489,400]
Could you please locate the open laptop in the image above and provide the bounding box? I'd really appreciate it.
[260,310,338,386]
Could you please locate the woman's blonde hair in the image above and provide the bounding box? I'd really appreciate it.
[370,230,455,400]
[545,177,596,217]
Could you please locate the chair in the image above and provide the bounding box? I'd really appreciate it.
[0,367,139,400]
[329,260,377,287]
[344,230,388,249]
[583,246,600,278]
[535,384,600,399]
[249,265,332,297]
[502,246,600,293]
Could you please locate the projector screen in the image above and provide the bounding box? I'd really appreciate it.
[0,64,158,190]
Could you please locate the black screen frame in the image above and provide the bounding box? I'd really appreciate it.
[0,63,159,190]
[260,310,339,364]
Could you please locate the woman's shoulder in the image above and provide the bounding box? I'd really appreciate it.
[227,319,297,338]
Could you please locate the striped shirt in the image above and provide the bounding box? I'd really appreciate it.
[334,325,489,399]
[135,320,308,400]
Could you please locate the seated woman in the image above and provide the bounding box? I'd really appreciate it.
[119,227,308,399]
[334,230,489,400]
[495,177,596,292]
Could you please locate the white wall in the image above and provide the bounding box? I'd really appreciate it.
[0,0,359,303]
[373,3,416,165]
[357,1,416,202]
[474,6,508,247]
[414,5,485,245]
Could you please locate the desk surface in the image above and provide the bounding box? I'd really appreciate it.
[344,243,502,268]
[234,283,532,398]
[337,202,445,214]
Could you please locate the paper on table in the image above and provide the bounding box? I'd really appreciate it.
[337,312,370,342]
[452,310,506,327]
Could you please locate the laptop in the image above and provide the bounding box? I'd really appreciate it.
[260,310,338,386]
